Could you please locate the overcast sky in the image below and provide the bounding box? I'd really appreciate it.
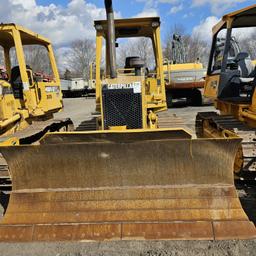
[1,0,254,69]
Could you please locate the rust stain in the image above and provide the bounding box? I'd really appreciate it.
[0,132,254,241]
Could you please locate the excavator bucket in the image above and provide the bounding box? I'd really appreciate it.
[0,129,255,242]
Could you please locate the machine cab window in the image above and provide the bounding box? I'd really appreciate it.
[116,37,155,77]
[210,29,227,74]
[208,22,256,101]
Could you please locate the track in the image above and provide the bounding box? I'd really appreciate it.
[196,112,256,178]
[76,117,98,131]
[75,112,191,132]
[0,155,11,192]
[158,111,186,129]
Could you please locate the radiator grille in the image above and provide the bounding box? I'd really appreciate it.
[102,88,143,129]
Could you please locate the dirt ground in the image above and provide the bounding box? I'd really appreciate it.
[1,240,256,256]
[55,98,214,132]
[1,98,256,256]
[55,97,96,128]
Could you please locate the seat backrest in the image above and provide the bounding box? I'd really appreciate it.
[10,66,21,85]
[236,52,255,77]
[10,66,23,99]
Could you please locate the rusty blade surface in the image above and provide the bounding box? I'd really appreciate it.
[0,130,255,241]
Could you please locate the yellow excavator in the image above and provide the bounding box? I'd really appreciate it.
[164,34,206,107]
[0,24,71,140]
[196,4,256,179]
[0,0,254,242]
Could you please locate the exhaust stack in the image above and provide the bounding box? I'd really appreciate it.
[105,0,117,78]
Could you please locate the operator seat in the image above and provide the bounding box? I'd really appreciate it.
[10,66,23,99]
[234,52,256,98]
[10,65,33,99]
[221,52,256,100]
[125,56,145,76]
[10,66,21,85]
[236,52,255,82]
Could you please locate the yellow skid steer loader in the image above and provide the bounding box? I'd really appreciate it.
[0,0,254,242]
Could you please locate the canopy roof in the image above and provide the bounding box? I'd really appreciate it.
[94,17,160,38]
[0,23,50,48]
[213,4,256,34]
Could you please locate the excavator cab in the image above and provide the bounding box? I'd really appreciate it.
[204,5,256,105]
[163,34,206,108]
[0,24,62,136]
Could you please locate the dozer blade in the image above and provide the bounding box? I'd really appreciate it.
[0,129,255,242]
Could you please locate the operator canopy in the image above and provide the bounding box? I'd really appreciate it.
[213,4,256,33]
[94,17,160,39]
[0,23,50,48]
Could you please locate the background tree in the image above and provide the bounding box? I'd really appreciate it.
[65,39,95,80]
[163,24,210,67]
[24,45,52,73]
[235,30,256,59]
[9,45,52,74]
[64,69,72,80]
[117,38,155,69]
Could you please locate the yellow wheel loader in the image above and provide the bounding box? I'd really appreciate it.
[0,24,72,139]
[0,0,254,242]
[196,4,256,179]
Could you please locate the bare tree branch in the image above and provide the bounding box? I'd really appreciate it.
[163,24,210,66]
[65,39,95,80]
[117,38,155,69]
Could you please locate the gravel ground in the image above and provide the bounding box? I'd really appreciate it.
[1,240,256,256]
[55,97,96,128]
[1,98,256,255]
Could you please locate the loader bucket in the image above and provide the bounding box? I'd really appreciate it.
[0,129,255,242]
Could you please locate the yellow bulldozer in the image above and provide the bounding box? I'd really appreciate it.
[196,4,256,179]
[0,24,72,192]
[0,24,71,140]
[0,0,255,242]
